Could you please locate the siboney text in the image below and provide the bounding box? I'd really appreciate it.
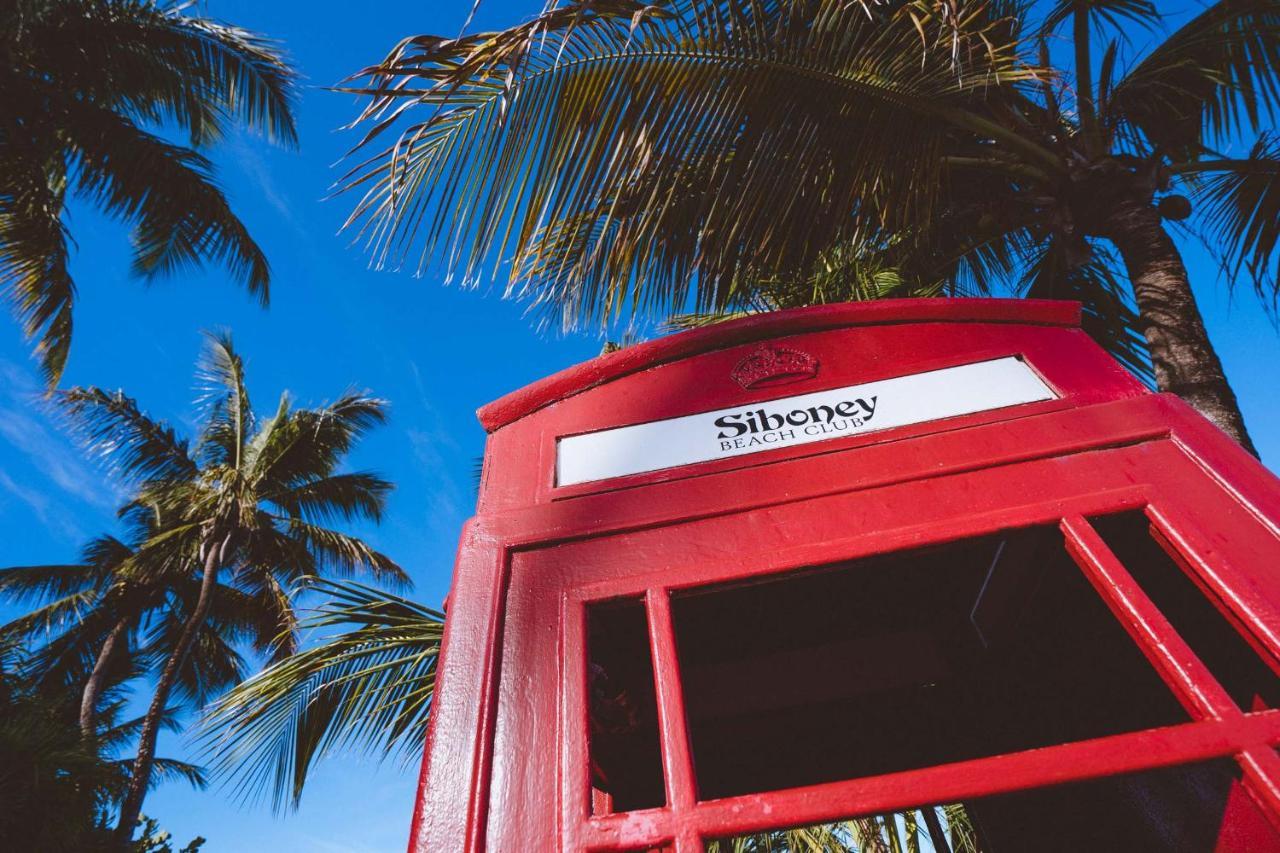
[556,356,1055,486]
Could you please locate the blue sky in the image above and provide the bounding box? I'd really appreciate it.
[1,1,1278,850]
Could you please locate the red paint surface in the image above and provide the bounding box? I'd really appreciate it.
[410,299,1280,852]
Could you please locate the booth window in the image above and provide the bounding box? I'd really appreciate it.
[572,514,1280,850]
[586,597,665,813]
[669,526,1187,800]
[1088,510,1280,711]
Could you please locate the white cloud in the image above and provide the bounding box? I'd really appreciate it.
[0,358,124,514]
[0,466,86,542]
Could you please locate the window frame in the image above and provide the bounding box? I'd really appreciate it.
[558,489,1280,852]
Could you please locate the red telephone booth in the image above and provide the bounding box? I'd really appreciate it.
[409,299,1280,852]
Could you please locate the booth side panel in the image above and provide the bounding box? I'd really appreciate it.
[407,524,506,853]
[483,551,564,849]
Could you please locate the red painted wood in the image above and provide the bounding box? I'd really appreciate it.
[1238,748,1280,835]
[642,591,699,853]
[478,320,1144,512]
[477,299,1081,432]
[1061,515,1240,720]
[408,299,1280,852]
[644,592,695,807]
[1215,774,1280,851]
[582,712,1280,849]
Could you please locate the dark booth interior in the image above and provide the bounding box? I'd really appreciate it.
[587,519,1279,850]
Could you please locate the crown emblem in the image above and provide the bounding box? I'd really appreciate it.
[730,346,819,390]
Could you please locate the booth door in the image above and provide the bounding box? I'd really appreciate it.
[484,438,1280,852]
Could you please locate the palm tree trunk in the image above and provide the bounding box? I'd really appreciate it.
[114,535,225,841]
[920,808,952,853]
[1103,199,1258,456]
[80,615,129,738]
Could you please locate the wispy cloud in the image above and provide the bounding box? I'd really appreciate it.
[0,468,84,542]
[405,426,465,531]
[402,356,470,527]
[0,358,124,537]
[227,134,311,243]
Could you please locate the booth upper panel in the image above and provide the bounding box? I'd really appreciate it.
[479,299,1081,432]
[476,298,1149,511]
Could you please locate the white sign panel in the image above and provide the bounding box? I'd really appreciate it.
[556,357,1056,487]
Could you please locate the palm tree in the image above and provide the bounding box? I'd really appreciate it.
[197,579,443,812]
[339,0,1279,452]
[0,638,206,852]
[0,528,141,739]
[46,330,405,841]
[0,0,297,385]
[0,502,321,743]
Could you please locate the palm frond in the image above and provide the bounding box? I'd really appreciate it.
[136,603,249,707]
[19,610,138,696]
[126,519,205,583]
[707,805,978,853]
[240,391,291,480]
[0,152,75,384]
[1108,0,1280,155]
[278,519,407,586]
[16,0,297,147]
[234,572,300,663]
[0,562,107,605]
[197,580,444,811]
[178,627,249,707]
[239,523,319,591]
[141,757,209,792]
[1192,132,1280,299]
[267,472,394,525]
[99,701,189,750]
[0,589,99,642]
[339,0,1034,329]
[196,329,254,470]
[56,387,196,484]
[663,310,757,331]
[1,0,295,384]
[661,232,938,330]
[247,393,389,490]
[200,578,298,662]
[105,755,208,793]
[1042,0,1159,35]
[63,104,270,303]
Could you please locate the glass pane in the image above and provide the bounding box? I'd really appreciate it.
[1089,511,1280,711]
[588,597,665,812]
[708,760,1265,852]
[671,526,1188,800]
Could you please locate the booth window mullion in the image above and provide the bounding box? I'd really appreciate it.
[1240,747,1280,832]
[645,588,702,851]
[1061,515,1239,721]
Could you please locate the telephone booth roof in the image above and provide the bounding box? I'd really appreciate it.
[478,297,1083,432]
[472,297,1151,512]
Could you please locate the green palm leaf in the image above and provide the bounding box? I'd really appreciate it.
[56,387,196,484]
[0,154,75,385]
[198,580,444,811]
[1108,0,1280,155]
[1194,133,1280,295]
[0,0,297,384]
[6,330,403,840]
[339,0,1033,327]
